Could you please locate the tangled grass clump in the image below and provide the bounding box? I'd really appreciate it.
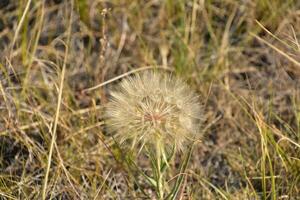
[105,71,203,152]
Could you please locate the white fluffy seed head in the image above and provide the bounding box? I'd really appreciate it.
[105,71,203,151]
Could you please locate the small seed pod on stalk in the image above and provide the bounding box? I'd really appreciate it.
[105,70,203,199]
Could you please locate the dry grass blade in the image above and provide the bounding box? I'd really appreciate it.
[83,66,173,92]
[93,169,112,200]
[41,1,74,199]
[251,21,300,69]
[9,0,32,56]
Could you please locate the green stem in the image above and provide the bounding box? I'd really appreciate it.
[156,140,164,199]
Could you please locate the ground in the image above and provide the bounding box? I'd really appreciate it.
[0,0,300,199]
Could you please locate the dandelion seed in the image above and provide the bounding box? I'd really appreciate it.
[105,71,203,151]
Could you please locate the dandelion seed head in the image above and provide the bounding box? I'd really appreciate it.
[105,71,203,151]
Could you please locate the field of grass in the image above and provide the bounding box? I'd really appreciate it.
[0,0,300,199]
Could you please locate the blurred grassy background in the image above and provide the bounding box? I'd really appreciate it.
[0,0,300,199]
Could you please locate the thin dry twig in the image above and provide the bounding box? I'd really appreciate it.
[83,66,173,92]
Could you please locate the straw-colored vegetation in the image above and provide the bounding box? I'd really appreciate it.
[0,0,299,199]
